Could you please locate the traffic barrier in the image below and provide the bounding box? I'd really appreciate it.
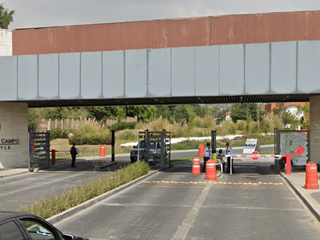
[100,145,106,157]
[206,160,217,180]
[305,162,319,189]
[192,156,201,175]
[198,144,204,157]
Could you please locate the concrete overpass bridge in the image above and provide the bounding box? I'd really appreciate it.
[1,10,320,168]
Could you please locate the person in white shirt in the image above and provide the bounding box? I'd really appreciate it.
[226,143,235,173]
[203,142,212,172]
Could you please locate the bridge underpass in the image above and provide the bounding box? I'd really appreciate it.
[2,28,320,168]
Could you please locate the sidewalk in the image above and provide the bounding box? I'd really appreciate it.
[280,171,320,221]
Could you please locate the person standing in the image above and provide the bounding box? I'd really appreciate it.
[226,143,235,173]
[203,142,212,172]
[70,143,77,168]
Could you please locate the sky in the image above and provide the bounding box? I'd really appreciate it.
[3,0,320,29]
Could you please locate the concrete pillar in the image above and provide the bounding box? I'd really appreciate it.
[309,96,320,163]
[0,102,28,168]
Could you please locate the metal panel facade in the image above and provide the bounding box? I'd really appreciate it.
[297,41,320,93]
[17,55,38,99]
[39,54,59,99]
[172,47,195,96]
[103,51,125,98]
[81,52,102,99]
[195,46,220,96]
[148,48,171,97]
[12,11,320,56]
[245,43,270,94]
[2,41,320,104]
[59,53,81,99]
[125,49,148,98]
[220,44,245,95]
[270,42,296,94]
[0,56,17,100]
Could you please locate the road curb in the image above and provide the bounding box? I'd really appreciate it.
[47,170,159,225]
[280,172,320,222]
[0,170,29,178]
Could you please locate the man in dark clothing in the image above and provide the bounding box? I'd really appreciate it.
[70,143,77,167]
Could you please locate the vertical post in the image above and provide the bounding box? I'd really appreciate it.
[111,130,115,162]
[211,130,217,162]
[160,130,165,171]
[285,153,291,174]
[145,129,149,163]
[51,149,56,165]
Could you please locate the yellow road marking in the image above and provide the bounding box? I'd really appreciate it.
[142,180,284,186]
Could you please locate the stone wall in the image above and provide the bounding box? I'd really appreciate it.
[0,29,12,56]
[0,102,28,168]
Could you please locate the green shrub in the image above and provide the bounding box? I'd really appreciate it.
[50,128,69,140]
[117,130,138,140]
[261,113,284,133]
[217,120,237,135]
[69,118,111,145]
[236,120,246,132]
[109,122,136,131]
[70,132,110,145]
[20,161,150,219]
[189,128,211,137]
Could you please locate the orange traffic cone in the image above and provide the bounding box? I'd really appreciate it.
[206,160,217,180]
[305,162,319,189]
[192,156,201,175]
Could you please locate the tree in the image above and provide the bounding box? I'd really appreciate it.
[173,105,190,123]
[0,4,15,29]
[231,103,265,122]
[28,109,41,131]
[126,106,157,121]
[88,106,126,121]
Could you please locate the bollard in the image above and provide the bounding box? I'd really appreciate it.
[51,149,57,166]
[100,145,106,157]
[305,162,319,189]
[206,160,217,180]
[192,156,201,175]
[198,144,204,158]
[285,153,291,174]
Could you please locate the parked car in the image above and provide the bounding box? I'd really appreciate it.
[0,211,89,240]
[130,141,167,164]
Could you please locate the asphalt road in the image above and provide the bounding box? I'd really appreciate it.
[0,162,114,211]
[55,161,320,240]
[0,146,274,212]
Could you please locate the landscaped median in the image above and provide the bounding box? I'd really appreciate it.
[19,161,150,219]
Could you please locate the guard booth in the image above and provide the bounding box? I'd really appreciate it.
[274,128,310,172]
[29,131,50,171]
[138,129,171,171]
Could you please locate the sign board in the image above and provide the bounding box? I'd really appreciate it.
[280,133,307,166]
[251,151,260,160]
[243,138,260,154]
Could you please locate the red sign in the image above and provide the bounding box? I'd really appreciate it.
[251,151,260,160]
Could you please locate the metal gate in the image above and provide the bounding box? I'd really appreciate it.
[29,131,50,170]
[136,129,171,171]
